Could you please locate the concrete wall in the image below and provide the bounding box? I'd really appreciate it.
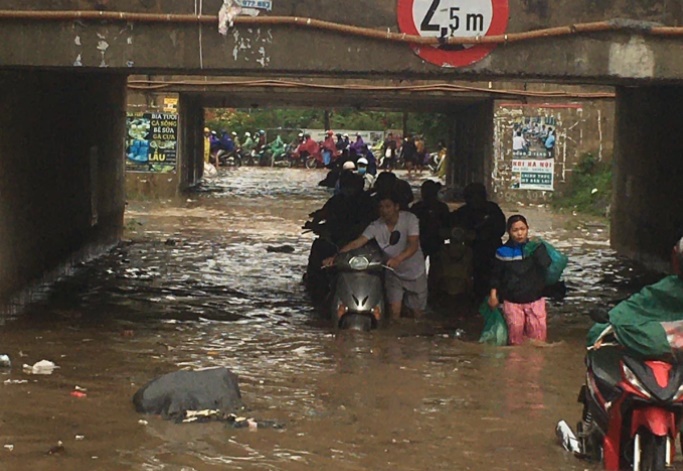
[0,1,682,82]
[0,70,127,307]
[612,86,683,270]
[491,94,614,204]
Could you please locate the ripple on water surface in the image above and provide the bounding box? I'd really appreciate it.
[0,168,664,471]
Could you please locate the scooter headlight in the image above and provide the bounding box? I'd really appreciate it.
[348,256,369,271]
[622,363,652,399]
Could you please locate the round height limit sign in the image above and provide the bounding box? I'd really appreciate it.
[397,0,509,67]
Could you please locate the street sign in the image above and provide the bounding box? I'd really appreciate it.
[397,0,509,68]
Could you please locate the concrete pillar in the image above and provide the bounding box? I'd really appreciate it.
[449,100,495,196]
[612,86,683,270]
[0,71,127,308]
[179,94,204,189]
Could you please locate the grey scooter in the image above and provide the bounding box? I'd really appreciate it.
[328,232,400,331]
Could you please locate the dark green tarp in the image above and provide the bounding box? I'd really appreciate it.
[524,238,568,285]
[587,276,683,358]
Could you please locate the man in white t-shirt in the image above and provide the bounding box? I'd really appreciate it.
[323,193,427,319]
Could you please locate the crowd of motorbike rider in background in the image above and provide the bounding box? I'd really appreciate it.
[203,127,447,176]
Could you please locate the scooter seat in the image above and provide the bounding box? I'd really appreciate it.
[588,346,624,387]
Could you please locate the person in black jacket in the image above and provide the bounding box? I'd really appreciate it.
[489,214,551,345]
[450,183,506,299]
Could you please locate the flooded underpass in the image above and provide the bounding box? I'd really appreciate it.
[0,168,667,470]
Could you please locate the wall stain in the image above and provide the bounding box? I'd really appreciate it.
[521,0,550,20]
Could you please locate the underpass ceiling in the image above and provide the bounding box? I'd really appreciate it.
[128,77,614,112]
[191,89,490,112]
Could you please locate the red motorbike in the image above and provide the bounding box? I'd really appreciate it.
[293,139,322,169]
[576,315,683,470]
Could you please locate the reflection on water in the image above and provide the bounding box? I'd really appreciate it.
[0,168,664,470]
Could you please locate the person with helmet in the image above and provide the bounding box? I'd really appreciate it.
[335,133,346,158]
[400,134,419,177]
[322,130,337,167]
[209,130,221,151]
[305,170,375,302]
[203,127,212,163]
[269,134,286,162]
[370,171,413,211]
[231,131,240,148]
[382,132,398,170]
[342,133,351,155]
[255,130,267,152]
[356,157,375,191]
[450,182,506,300]
[410,180,452,303]
[361,144,377,176]
[219,129,235,153]
[350,133,365,159]
[295,133,321,166]
[242,131,255,153]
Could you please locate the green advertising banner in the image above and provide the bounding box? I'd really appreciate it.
[126,112,178,173]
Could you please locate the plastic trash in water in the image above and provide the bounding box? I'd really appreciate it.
[556,420,581,454]
[22,360,59,375]
[452,329,466,339]
[0,355,11,368]
[3,379,28,385]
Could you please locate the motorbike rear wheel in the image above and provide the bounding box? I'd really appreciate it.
[634,430,667,471]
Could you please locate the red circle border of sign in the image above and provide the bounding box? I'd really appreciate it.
[397,0,509,68]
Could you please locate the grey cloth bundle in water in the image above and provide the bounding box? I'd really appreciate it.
[133,367,243,419]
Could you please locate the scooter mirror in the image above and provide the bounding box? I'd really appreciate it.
[389,231,401,246]
[588,308,610,324]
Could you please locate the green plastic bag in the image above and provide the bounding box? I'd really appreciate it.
[525,238,568,285]
[478,297,508,346]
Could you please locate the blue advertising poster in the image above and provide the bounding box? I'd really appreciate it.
[126,111,178,173]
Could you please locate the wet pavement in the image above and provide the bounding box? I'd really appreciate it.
[0,167,668,470]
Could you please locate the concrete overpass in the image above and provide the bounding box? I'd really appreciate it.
[0,0,682,307]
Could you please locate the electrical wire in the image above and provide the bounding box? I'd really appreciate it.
[126,78,616,99]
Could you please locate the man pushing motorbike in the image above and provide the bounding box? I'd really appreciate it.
[323,191,427,320]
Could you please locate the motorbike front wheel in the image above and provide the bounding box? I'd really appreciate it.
[305,157,318,169]
[633,430,667,471]
[576,421,602,462]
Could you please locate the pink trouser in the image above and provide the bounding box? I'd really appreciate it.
[502,298,547,345]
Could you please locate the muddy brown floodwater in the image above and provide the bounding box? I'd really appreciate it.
[0,168,668,471]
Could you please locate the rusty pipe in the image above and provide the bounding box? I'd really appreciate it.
[0,10,680,47]
[125,78,616,99]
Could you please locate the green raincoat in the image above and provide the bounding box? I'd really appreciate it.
[587,276,683,358]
